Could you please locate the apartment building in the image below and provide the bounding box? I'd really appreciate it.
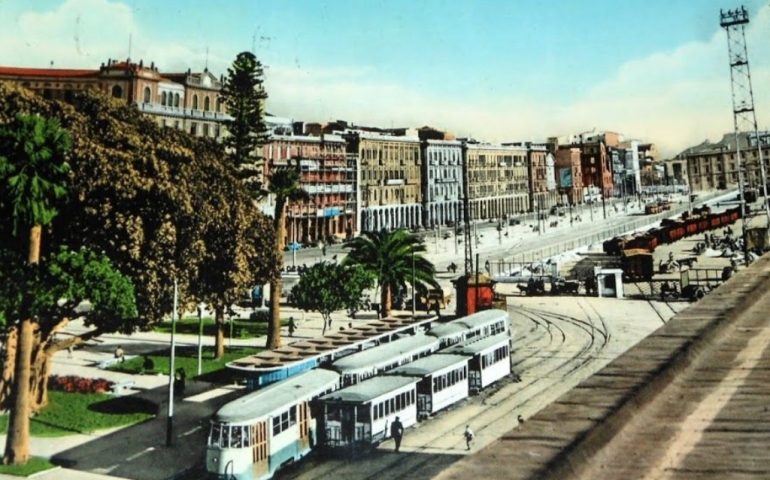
[464,142,529,221]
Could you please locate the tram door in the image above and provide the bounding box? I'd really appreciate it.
[251,421,268,478]
[298,401,310,449]
[469,356,482,392]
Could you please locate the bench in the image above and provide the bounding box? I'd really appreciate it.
[96,355,137,369]
[110,380,136,396]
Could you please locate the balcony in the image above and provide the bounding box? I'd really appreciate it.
[136,102,231,122]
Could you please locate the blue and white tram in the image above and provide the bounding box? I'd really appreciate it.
[390,354,470,418]
[444,332,511,393]
[206,369,340,480]
[318,375,419,451]
[329,333,439,387]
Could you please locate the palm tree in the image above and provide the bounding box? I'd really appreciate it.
[265,167,308,349]
[343,228,438,319]
[0,114,71,465]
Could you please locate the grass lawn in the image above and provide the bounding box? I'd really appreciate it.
[0,457,57,476]
[0,391,155,437]
[108,346,263,378]
[153,316,288,339]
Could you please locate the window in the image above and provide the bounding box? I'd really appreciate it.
[190,123,198,136]
[111,85,123,98]
[204,96,210,111]
[143,86,151,103]
[203,124,210,137]
[271,407,297,436]
[174,93,180,107]
[161,92,167,105]
[208,423,222,447]
[192,94,199,110]
[216,97,222,112]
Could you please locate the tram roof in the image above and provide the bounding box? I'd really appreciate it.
[428,323,467,338]
[320,375,418,403]
[389,354,469,377]
[451,309,509,329]
[214,369,340,423]
[331,333,438,372]
[445,333,511,355]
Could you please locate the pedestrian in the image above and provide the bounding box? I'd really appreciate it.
[288,317,296,337]
[391,416,404,452]
[114,345,125,363]
[464,425,474,450]
[142,355,155,373]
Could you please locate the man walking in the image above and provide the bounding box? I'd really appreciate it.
[464,425,474,450]
[391,416,404,452]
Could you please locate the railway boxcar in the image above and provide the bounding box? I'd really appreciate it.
[206,369,340,480]
[390,354,470,418]
[621,249,654,281]
[318,375,419,451]
[329,333,439,387]
[444,333,511,393]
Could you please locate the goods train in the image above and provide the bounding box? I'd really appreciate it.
[603,206,741,281]
[206,310,512,480]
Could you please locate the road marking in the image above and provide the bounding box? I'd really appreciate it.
[181,425,203,437]
[126,446,155,461]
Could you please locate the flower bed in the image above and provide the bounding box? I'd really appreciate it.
[49,375,114,394]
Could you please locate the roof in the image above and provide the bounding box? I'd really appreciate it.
[0,66,97,78]
[429,323,468,340]
[331,333,438,373]
[214,369,340,423]
[444,333,511,355]
[320,375,417,403]
[452,309,509,330]
[390,354,469,377]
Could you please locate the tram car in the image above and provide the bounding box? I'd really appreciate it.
[318,375,419,451]
[443,333,512,393]
[428,308,510,347]
[206,369,340,480]
[389,354,470,418]
[329,333,439,387]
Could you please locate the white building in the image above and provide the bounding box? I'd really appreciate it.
[421,139,464,227]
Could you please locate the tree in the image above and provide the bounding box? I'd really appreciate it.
[289,262,374,335]
[266,167,308,349]
[343,229,439,319]
[0,113,70,465]
[0,246,137,410]
[220,51,269,195]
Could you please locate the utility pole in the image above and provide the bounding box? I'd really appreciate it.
[166,278,178,447]
[720,5,770,263]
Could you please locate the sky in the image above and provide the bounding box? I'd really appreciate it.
[1,0,769,157]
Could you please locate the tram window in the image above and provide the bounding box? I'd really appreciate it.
[379,403,384,418]
[385,402,390,415]
[221,425,231,448]
[390,398,395,413]
[411,390,415,404]
[397,395,402,411]
[231,426,243,448]
[209,423,222,447]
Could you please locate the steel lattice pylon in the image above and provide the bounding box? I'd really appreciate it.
[720,5,770,260]
[460,141,474,276]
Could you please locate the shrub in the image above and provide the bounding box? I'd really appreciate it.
[49,375,114,394]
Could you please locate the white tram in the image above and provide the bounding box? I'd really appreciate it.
[390,354,470,418]
[426,309,510,347]
[318,375,419,450]
[444,332,511,393]
[206,369,340,480]
[329,333,439,386]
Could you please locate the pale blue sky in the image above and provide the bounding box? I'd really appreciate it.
[1,0,769,155]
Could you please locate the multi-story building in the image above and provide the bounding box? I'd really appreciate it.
[420,138,463,228]
[0,58,228,140]
[579,141,614,198]
[262,133,354,245]
[464,142,529,221]
[554,147,584,205]
[678,132,770,192]
[344,131,422,232]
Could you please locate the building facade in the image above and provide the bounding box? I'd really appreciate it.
[679,132,770,192]
[554,147,584,205]
[465,142,529,221]
[262,134,354,245]
[420,139,463,228]
[344,131,423,232]
[0,58,228,140]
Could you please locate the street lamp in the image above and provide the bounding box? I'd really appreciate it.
[411,248,416,317]
[166,277,178,447]
[197,302,205,376]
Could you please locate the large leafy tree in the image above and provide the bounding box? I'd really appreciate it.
[221,51,269,195]
[266,167,308,349]
[343,229,439,319]
[0,113,70,465]
[289,262,374,335]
